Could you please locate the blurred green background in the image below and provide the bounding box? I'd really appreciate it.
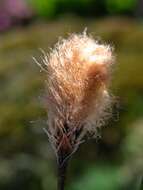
[0,0,143,190]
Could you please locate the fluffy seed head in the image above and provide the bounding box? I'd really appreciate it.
[44,33,114,143]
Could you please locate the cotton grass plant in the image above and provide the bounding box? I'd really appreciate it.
[35,32,115,190]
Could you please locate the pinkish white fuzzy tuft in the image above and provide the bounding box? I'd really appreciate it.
[41,32,115,154]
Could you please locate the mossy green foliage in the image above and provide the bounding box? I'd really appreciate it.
[0,18,143,189]
[106,0,137,13]
[27,0,138,18]
[29,0,57,18]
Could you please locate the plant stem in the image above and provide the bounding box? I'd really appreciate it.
[57,151,69,190]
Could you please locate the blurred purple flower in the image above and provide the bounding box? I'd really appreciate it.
[0,12,11,31]
[0,0,32,31]
[5,0,32,18]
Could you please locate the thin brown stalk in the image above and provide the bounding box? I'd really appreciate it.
[57,140,71,190]
[57,155,68,190]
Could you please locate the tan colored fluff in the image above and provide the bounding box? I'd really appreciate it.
[41,32,114,153]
